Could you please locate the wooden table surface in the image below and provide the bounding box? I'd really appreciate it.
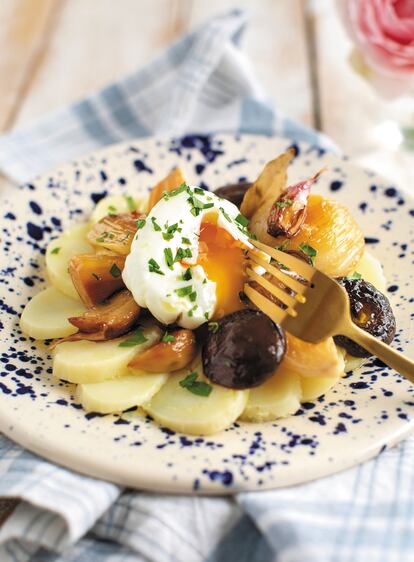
[0,0,412,527]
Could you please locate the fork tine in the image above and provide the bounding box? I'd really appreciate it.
[245,267,297,314]
[251,239,315,281]
[247,252,307,297]
[243,285,289,323]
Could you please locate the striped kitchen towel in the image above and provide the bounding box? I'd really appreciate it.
[0,8,412,562]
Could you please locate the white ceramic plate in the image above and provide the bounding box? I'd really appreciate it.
[1,134,413,493]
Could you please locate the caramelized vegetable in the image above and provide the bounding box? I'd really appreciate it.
[251,195,365,277]
[267,169,324,238]
[69,254,125,306]
[87,211,143,255]
[240,149,294,219]
[148,167,186,211]
[128,329,196,372]
[335,278,396,357]
[69,289,140,338]
[281,332,342,378]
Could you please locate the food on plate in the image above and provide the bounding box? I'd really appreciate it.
[334,277,396,357]
[20,155,396,435]
[202,309,286,389]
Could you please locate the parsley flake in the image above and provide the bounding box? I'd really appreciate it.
[148,258,164,275]
[181,237,191,245]
[108,205,117,215]
[220,207,232,222]
[164,248,174,269]
[182,268,192,281]
[51,247,60,255]
[110,263,122,278]
[118,328,148,347]
[235,213,249,227]
[124,195,136,211]
[275,241,289,252]
[275,199,293,208]
[175,285,193,297]
[299,243,317,266]
[179,372,212,397]
[151,217,162,231]
[346,271,362,281]
[161,331,176,343]
[136,218,146,229]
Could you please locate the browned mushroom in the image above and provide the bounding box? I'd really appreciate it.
[69,254,126,306]
[148,167,186,211]
[128,329,196,372]
[87,211,143,255]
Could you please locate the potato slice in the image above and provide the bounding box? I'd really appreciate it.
[20,286,86,340]
[143,371,248,435]
[354,251,386,293]
[53,325,161,384]
[240,368,301,423]
[91,194,149,223]
[148,167,186,211]
[46,224,93,300]
[77,371,168,414]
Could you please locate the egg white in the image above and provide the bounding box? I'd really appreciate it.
[123,185,252,329]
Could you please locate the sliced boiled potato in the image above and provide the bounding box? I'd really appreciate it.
[354,251,386,293]
[53,325,161,384]
[301,375,339,402]
[91,194,148,223]
[46,224,93,300]
[240,368,301,423]
[143,371,248,435]
[20,286,86,340]
[77,371,167,414]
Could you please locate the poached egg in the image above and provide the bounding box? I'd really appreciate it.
[123,185,253,329]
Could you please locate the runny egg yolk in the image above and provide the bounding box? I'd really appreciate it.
[196,216,247,319]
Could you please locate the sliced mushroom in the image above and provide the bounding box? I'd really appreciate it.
[69,253,125,306]
[128,329,196,372]
[87,211,143,255]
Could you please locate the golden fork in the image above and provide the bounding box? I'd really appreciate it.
[244,239,414,381]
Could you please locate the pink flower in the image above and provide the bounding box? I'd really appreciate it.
[338,0,414,97]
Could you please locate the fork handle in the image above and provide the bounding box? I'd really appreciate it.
[341,321,414,383]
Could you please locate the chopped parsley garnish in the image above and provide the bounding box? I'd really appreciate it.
[181,237,191,245]
[174,247,192,262]
[51,247,60,255]
[220,207,232,222]
[118,328,148,347]
[299,243,317,266]
[179,372,212,397]
[124,195,136,211]
[194,187,205,195]
[164,248,174,269]
[175,285,193,297]
[208,321,219,333]
[161,331,176,343]
[202,278,207,285]
[162,223,180,241]
[346,271,362,281]
[96,231,115,242]
[275,241,289,251]
[182,268,192,281]
[189,291,197,302]
[151,217,162,231]
[275,199,293,208]
[136,218,146,229]
[204,312,209,320]
[110,263,122,278]
[163,183,189,200]
[92,272,101,281]
[235,213,249,227]
[108,205,117,215]
[148,258,164,275]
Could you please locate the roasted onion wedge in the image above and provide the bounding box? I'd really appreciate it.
[69,289,140,338]
[87,211,143,255]
[69,254,125,306]
[128,329,197,372]
[148,167,187,211]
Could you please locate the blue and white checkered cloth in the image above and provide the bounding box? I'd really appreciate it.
[0,9,413,562]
